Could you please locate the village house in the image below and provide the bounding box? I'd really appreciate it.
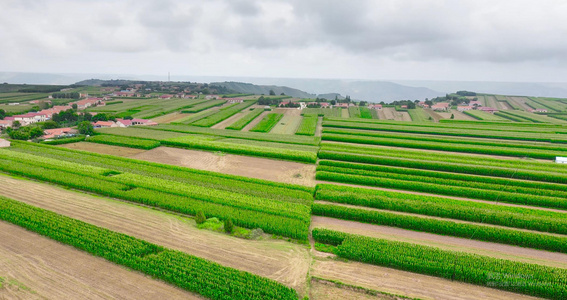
[92,121,117,128]
[42,127,77,139]
[12,112,48,125]
[72,98,105,110]
[478,107,499,113]
[368,104,382,110]
[159,94,174,99]
[431,103,450,111]
[457,105,473,112]
[0,120,13,129]
[320,102,330,108]
[334,103,349,108]
[227,98,244,104]
[131,118,158,126]
[529,108,548,113]
[469,100,482,107]
[417,101,430,108]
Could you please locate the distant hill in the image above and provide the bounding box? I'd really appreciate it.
[211,81,316,98]
[317,93,345,100]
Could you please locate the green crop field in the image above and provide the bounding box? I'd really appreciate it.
[4,86,567,300]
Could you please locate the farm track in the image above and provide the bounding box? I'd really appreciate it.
[0,174,312,294]
[0,221,201,300]
[311,259,540,300]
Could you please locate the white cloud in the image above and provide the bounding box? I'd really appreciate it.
[1,0,566,81]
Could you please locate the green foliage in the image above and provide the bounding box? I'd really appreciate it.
[301,108,342,117]
[226,108,264,130]
[192,101,256,127]
[7,125,43,140]
[78,121,94,135]
[312,202,567,253]
[316,184,567,234]
[1,142,313,240]
[295,114,318,136]
[347,106,361,118]
[195,210,206,224]
[359,107,373,119]
[0,198,298,300]
[86,135,161,149]
[224,218,234,233]
[41,136,86,145]
[250,113,283,133]
[312,228,567,299]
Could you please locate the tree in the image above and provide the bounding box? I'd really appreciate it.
[0,109,5,120]
[330,100,337,105]
[195,211,206,225]
[42,120,59,129]
[269,89,276,96]
[224,218,234,233]
[450,114,455,119]
[359,101,367,106]
[78,121,94,135]
[72,103,78,110]
[12,121,21,129]
[280,92,285,96]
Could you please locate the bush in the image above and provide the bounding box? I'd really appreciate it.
[195,210,206,224]
[224,218,234,233]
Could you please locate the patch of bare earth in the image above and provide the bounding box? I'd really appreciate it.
[310,278,406,300]
[315,116,323,137]
[424,109,443,122]
[130,146,316,186]
[0,221,201,300]
[311,216,567,268]
[341,109,350,118]
[311,259,539,300]
[58,142,147,157]
[0,175,311,294]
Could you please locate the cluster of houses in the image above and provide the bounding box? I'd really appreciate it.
[0,97,106,129]
[417,100,503,114]
[277,101,383,110]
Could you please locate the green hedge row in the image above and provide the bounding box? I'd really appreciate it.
[87,135,161,149]
[295,114,318,136]
[250,113,284,133]
[226,108,264,130]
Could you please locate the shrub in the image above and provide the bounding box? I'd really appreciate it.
[195,210,206,224]
[224,218,234,233]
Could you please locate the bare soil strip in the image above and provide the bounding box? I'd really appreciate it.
[0,175,311,294]
[311,216,567,268]
[311,259,540,300]
[315,116,323,137]
[0,221,201,300]
[310,278,404,300]
[130,146,316,186]
[424,109,442,122]
[59,142,147,157]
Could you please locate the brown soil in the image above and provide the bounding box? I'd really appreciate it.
[130,146,317,186]
[58,142,147,157]
[0,175,311,294]
[242,111,270,132]
[311,259,540,300]
[274,108,302,116]
[310,278,403,300]
[0,221,201,300]
[311,216,567,268]
[315,116,323,137]
[381,108,411,122]
[509,97,533,111]
[211,111,247,129]
[376,109,387,120]
[437,109,476,121]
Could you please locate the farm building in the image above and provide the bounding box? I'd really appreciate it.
[42,128,77,139]
[556,157,567,164]
[478,107,499,113]
[457,106,473,112]
[431,103,450,111]
[0,120,13,129]
[0,139,10,148]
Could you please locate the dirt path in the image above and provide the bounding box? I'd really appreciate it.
[59,142,147,157]
[311,216,567,268]
[310,278,405,300]
[311,259,539,300]
[315,116,323,137]
[341,108,350,118]
[211,111,247,129]
[130,146,316,186]
[242,111,269,132]
[0,221,201,300]
[0,175,311,294]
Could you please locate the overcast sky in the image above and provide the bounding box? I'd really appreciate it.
[1,0,566,82]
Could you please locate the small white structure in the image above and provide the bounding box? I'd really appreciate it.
[556,157,567,164]
[0,139,11,148]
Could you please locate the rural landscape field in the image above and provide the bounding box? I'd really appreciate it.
[0,79,566,300]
